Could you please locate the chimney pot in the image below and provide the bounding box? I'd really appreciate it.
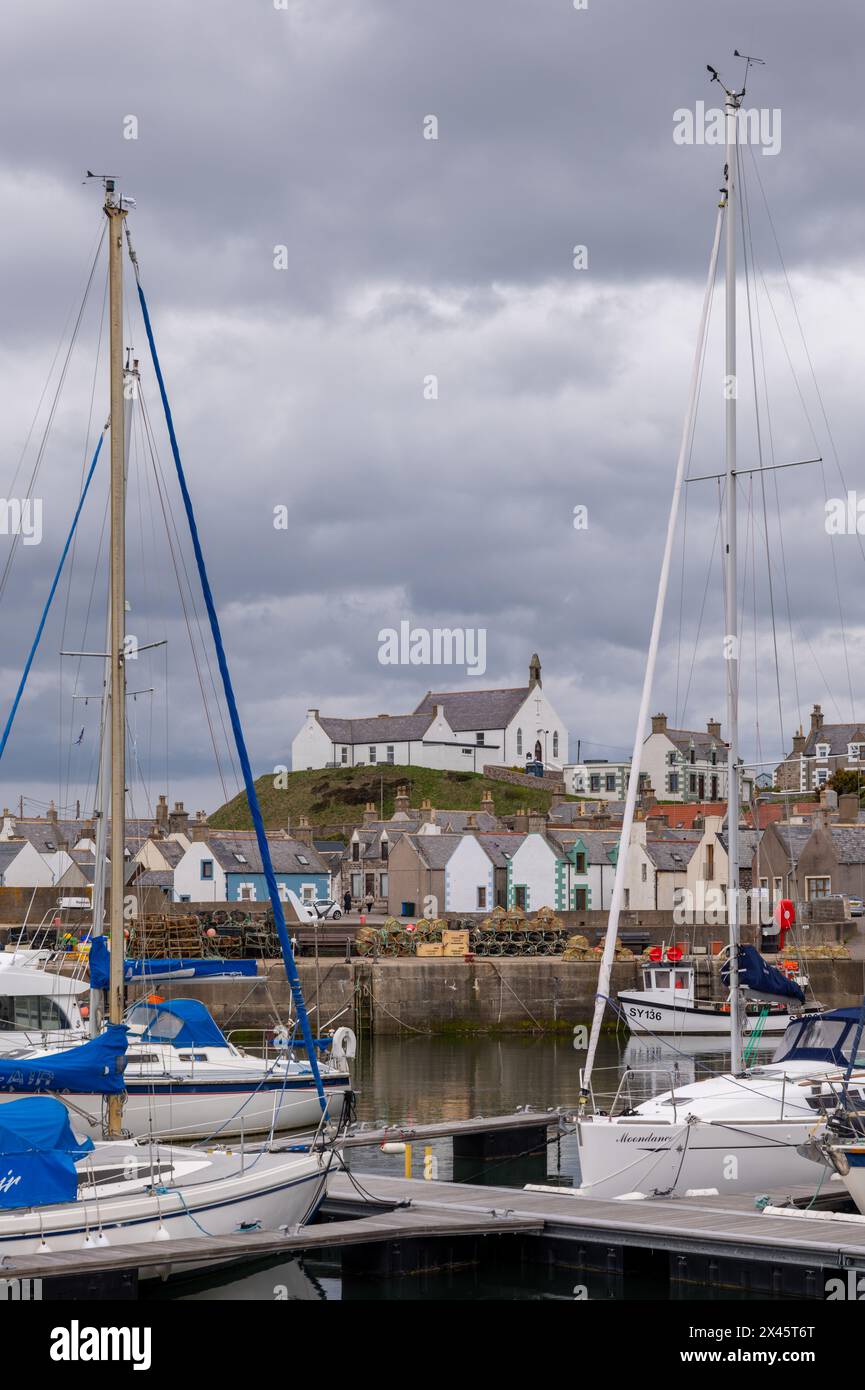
[651,713,668,735]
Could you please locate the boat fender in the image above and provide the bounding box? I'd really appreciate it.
[331,1027,357,1067]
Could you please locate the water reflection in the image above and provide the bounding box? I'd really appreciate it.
[143,1029,782,1300]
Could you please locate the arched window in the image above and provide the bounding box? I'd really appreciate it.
[516,728,522,756]
[553,731,559,759]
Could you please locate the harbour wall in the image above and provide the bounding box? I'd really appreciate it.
[140,956,865,1037]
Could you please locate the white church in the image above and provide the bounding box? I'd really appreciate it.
[291,655,568,774]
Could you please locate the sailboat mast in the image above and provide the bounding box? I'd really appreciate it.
[723,86,743,1075]
[105,179,127,1134]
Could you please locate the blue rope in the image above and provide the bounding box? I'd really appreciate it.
[133,277,327,1112]
[0,429,106,764]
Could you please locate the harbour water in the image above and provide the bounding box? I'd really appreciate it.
[144,1028,768,1302]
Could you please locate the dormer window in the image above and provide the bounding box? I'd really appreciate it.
[816,743,830,760]
[351,841,360,862]
[381,839,388,862]
[689,748,696,765]
[849,743,864,762]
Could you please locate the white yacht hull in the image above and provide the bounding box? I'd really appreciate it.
[0,1146,328,1275]
[0,1077,350,1142]
[576,1114,820,1198]
[617,993,790,1036]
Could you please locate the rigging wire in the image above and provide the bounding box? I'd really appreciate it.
[0,219,106,611]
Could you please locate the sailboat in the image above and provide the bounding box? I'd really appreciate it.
[0,177,335,1255]
[574,62,841,1200]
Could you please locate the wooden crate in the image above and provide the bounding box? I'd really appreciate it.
[416,942,444,958]
[443,944,469,958]
[442,930,470,951]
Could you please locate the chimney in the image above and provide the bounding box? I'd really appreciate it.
[363,802,377,826]
[191,822,210,843]
[646,814,667,834]
[169,800,189,835]
[393,784,410,816]
[480,790,495,819]
[640,780,656,812]
[838,793,859,823]
[707,718,721,739]
[529,653,542,689]
[47,800,58,825]
[527,810,548,834]
[651,713,667,735]
[810,703,824,732]
[513,810,528,832]
[420,798,436,826]
[156,794,169,830]
[465,813,478,832]
[792,729,806,757]
[296,814,314,846]
[307,708,319,721]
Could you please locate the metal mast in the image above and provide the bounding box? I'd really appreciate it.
[105,178,127,1135]
[715,70,744,1075]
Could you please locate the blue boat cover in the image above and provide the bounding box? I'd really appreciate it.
[722,945,806,1004]
[0,1096,93,1210]
[0,1024,128,1096]
[89,935,257,988]
[129,998,227,1048]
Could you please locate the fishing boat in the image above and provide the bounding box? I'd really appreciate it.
[574,60,839,1198]
[617,949,792,1037]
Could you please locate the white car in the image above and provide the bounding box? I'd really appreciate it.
[287,891,342,922]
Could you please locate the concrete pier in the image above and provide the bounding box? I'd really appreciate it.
[142,955,865,1037]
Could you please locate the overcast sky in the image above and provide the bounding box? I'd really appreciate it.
[0,0,863,819]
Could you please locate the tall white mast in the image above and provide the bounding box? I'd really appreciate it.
[89,354,136,1037]
[580,202,725,1095]
[721,76,744,1076]
[105,178,127,1136]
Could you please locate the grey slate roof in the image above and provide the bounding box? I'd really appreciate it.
[661,727,726,757]
[800,724,865,757]
[410,833,465,870]
[548,829,618,865]
[717,829,762,859]
[318,713,433,744]
[644,839,700,871]
[201,833,328,875]
[475,833,526,867]
[0,843,28,871]
[828,826,865,864]
[413,687,530,732]
[431,811,498,833]
[769,824,813,858]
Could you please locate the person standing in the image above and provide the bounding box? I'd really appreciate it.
[343,889,352,915]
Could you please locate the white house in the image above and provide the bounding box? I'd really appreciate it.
[291,654,568,774]
[0,840,56,888]
[173,834,331,905]
[619,822,700,910]
[641,713,729,804]
[564,759,630,799]
[506,832,560,912]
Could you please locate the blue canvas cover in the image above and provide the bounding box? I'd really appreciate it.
[0,1024,128,1095]
[89,935,257,988]
[722,945,806,1004]
[129,999,228,1048]
[0,1095,93,1209]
